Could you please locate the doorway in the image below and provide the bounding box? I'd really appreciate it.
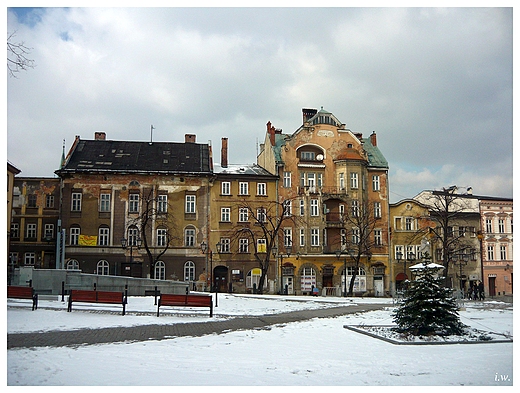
[214,265,229,293]
[374,276,384,297]
[488,276,496,297]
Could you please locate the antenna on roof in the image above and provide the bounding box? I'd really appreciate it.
[150,125,155,145]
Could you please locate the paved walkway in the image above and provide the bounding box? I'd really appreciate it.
[7,303,386,350]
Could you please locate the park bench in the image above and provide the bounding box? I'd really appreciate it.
[67,289,127,315]
[157,293,213,317]
[7,285,38,310]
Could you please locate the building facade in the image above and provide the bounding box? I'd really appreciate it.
[9,177,61,275]
[209,138,280,294]
[258,107,390,296]
[479,197,513,297]
[56,132,212,286]
[389,199,435,292]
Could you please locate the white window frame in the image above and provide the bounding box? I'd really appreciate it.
[24,252,35,265]
[221,207,231,222]
[184,261,195,281]
[98,226,110,246]
[350,172,358,189]
[310,199,319,216]
[239,238,249,253]
[157,228,167,247]
[283,171,291,188]
[299,228,305,247]
[70,227,80,245]
[155,261,165,280]
[239,208,249,222]
[257,182,267,196]
[311,228,320,246]
[500,244,507,260]
[374,202,381,218]
[44,223,54,239]
[185,227,196,247]
[129,193,139,213]
[284,228,292,248]
[221,181,231,195]
[71,192,82,211]
[97,260,109,275]
[220,238,230,253]
[157,194,168,213]
[374,229,382,246]
[239,182,249,196]
[26,223,36,238]
[185,195,196,214]
[372,175,380,191]
[299,199,305,216]
[100,193,111,212]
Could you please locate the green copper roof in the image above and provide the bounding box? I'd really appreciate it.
[362,137,388,168]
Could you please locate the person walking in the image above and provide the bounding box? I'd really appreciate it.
[478,281,485,301]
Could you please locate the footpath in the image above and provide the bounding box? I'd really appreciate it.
[7,303,386,350]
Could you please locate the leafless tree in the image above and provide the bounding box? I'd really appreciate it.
[127,188,178,279]
[7,31,35,78]
[416,186,477,287]
[226,198,300,294]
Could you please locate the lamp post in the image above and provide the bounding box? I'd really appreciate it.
[272,244,292,295]
[336,250,347,297]
[201,241,221,306]
[453,252,469,295]
[121,236,142,277]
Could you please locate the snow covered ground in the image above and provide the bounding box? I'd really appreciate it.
[6,293,514,386]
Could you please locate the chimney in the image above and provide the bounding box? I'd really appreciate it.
[370,131,377,146]
[95,132,106,140]
[221,137,228,168]
[185,134,196,143]
[302,108,318,123]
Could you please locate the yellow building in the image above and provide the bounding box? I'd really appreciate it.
[258,107,390,296]
[209,138,279,294]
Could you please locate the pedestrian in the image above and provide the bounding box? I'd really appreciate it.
[478,281,485,301]
[472,283,478,300]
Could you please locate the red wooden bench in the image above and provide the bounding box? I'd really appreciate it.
[157,293,213,317]
[7,285,38,311]
[67,289,127,315]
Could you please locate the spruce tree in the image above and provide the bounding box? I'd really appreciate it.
[392,254,467,336]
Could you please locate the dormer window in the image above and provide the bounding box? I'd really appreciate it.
[301,151,315,161]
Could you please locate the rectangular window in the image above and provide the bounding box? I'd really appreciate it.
[220,238,230,253]
[128,227,139,246]
[299,228,305,247]
[98,227,110,246]
[10,223,19,238]
[310,199,319,216]
[307,173,316,191]
[283,172,291,188]
[129,193,139,213]
[26,223,36,239]
[486,218,492,233]
[500,245,507,260]
[372,175,380,191]
[24,252,35,265]
[185,195,196,213]
[221,207,231,222]
[395,245,403,260]
[405,217,414,231]
[283,200,292,217]
[458,226,466,237]
[157,228,167,247]
[350,173,358,189]
[339,173,345,190]
[257,208,266,223]
[374,229,382,246]
[239,238,249,253]
[311,228,320,246]
[257,183,267,196]
[71,192,82,211]
[221,181,231,195]
[352,228,360,244]
[157,195,168,213]
[284,228,292,248]
[300,200,305,216]
[100,193,111,212]
[70,227,80,245]
[28,194,37,208]
[257,238,267,253]
[374,202,381,218]
[487,245,494,261]
[341,229,347,246]
[498,219,505,233]
[44,224,54,239]
[239,182,249,195]
[239,208,249,222]
[351,200,359,217]
[301,151,315,160]
[45,195,54,208]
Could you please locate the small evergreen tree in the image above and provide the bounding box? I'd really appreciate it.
[392,254,467,336]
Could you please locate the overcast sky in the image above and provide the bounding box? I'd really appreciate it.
[6,5,513,203]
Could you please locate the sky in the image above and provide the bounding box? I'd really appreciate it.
[5,4,514,203]
[7,294,514,386]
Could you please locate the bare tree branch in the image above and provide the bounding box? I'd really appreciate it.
[7,31,35,78]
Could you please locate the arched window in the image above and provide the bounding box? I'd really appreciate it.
[184,261,195,281]
[155,261,165,280]
[300,267,316,292]
[66,259,80,270]
[97,260,109,275]
[246,268,265,290]
[343,266,366,292]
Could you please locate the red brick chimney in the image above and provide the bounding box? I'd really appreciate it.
[221,137,228,168]
[266,121,282,146]
[95,132,106,140]
[185,134,196,143]
[370,131,377,146]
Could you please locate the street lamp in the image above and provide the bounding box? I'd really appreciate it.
[121,236,142,267]
[336,250,347,297]
[452,252,469,295]
[272,244,292,295]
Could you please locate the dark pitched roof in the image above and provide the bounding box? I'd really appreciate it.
[57,139,212,175]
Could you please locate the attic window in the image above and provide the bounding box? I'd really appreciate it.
[129,180,140,187]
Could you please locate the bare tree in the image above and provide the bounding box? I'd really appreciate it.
[226,199,298,294]
[415,186,478,288]
[338,198,379,296]
[127,188,178,279]
[7,31,35,78]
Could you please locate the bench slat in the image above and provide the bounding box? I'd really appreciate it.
[7,286,38,311]
[157,293,213,317]
[68,289,126,315]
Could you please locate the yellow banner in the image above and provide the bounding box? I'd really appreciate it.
[79,235,97,246]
